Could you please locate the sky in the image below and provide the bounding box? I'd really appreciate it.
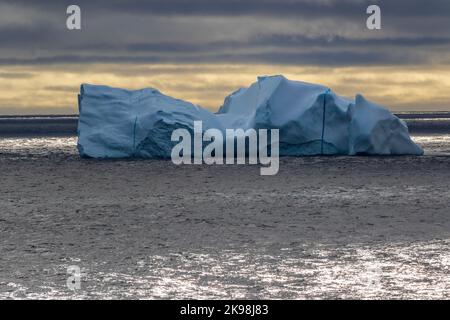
[0,0,450,114]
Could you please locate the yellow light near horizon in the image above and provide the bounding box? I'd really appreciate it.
[1,63,450,114]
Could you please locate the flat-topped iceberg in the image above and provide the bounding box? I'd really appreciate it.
[77,75,423,158]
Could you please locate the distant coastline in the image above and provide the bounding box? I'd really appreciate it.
[0,116,78,136]
[394,111,450,119]
[1,112,450,136]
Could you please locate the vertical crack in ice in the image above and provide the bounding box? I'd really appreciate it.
[133,116,138,156]
[320,88,332,155]
[321,92,326,155]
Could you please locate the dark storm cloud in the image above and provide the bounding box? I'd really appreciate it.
[117,35,450,53]
[0,0,449,66]
[1,0,373,17]
[235,51,424,66]
[0,49,424,67]
[0,24,57,46]
[252,34,450,48]
[5,0,450,18]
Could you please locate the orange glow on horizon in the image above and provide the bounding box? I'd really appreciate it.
[1,63,450,114]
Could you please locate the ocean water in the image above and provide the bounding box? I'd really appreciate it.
[1,116,449,299]
[0,136,78,160]
[0,114,449,158]
[2,241,449,299]
[0,134,449,160]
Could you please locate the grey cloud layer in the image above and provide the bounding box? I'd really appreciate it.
[5,0,449,18]
[0,0,449,66]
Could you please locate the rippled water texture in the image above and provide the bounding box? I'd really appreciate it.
[0,134,449,299]
[1,241,449,299]
[0,135,449,159]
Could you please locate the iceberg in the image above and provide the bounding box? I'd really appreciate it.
[77,84,222,158]
[77,75,423,158]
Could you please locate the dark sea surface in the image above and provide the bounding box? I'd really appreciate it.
[0,113,450,156]
[1,112,450,136]
[0,113,449,299]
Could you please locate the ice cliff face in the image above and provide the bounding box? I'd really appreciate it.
[77,75,423,158]
[77,84,222,158]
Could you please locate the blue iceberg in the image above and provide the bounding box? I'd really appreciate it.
[77,75,423,158]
